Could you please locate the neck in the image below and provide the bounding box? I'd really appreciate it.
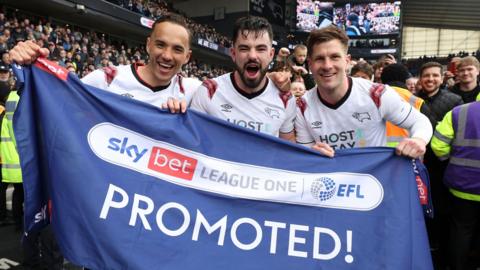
[459,81,477,92]
[317,76,349,105]
[233,71,266,94]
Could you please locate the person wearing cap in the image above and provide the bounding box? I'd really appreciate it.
[431,100,480,270]
[0,62,10,82]
[380,63,430,147]
[345,13,364,36]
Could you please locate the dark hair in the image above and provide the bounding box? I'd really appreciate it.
[151,13,192,45]
[307,25,348,57]
[419,62,443,77]
[351,62,374,78]
[232,16,273,44]
[381,63,411,84]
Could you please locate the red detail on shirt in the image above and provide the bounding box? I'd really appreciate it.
[296,97,307,116]
[202,79,218,99]
[369,83,385,108]
[103,66,118,86]
[279,91,292,108]
[177,74,185,94]
[35,58,68,81]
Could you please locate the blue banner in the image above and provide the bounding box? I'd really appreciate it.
[13,60,433,270]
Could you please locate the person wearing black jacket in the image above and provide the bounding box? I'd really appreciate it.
[450,56,480,103]
[417,62,463,270]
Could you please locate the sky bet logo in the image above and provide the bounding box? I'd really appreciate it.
[104,134,197,180]
[147,147,197,180]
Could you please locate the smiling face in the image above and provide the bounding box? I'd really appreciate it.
[145,21,191,86]
[420,66,442,96]
[308,39,350,94]
[230,31,274,91]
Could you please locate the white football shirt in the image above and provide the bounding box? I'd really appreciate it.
[295,77,431,149]
[191,73,296,137]
[81,64,201,108]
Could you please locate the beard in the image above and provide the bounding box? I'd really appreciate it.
[234,61,268,89]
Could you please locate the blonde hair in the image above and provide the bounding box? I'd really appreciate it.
[457,56,480,70]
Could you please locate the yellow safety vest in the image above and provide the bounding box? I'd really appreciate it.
[386,86,424,147]
[1,91,22,183]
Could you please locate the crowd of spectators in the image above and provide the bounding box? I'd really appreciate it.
[106,0,232,48]
[404,50,480,76]
[0,9,229,81]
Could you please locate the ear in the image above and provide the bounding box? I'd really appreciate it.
[146,37,151,55]
[230,47,236,62]
[184,50,192,65]
[269,47,275,61]
[346,54,352,66]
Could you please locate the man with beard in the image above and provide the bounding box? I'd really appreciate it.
[9,14,201,113]
[191,16,296,140]
[294,26,432,158]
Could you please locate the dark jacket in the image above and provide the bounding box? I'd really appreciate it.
[418,88,464,127]
[450,83,480,104]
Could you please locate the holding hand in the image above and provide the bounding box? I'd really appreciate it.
[395,137,426,159]
[9,40,50,65]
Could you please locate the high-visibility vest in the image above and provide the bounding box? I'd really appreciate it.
[1,91,22,183]
[386,86,424,147]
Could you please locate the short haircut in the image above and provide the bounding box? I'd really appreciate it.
[294,44,307,53]
[306,25,349,57]
[232,16,273,44]
[419,62,443,77]
[351,62,374,78]
[151,13,192,45]
[457,56,480,70]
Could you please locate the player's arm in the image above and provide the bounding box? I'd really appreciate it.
[279,97,297,142]
[190,84,210,114]
[380,86,433,158]
[294,105,334,157]
[430,111,454,160]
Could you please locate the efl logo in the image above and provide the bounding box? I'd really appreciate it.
[148,147,197,180]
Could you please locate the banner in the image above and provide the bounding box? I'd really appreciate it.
[13,60,433,269]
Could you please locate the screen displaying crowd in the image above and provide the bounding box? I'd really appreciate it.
[296,1,401,36]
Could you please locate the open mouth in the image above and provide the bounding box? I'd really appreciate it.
[158,62,174,71]
[245,63,260,77]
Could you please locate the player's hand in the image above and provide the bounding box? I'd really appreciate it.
[9,40,50,65]
[162,97,187,114]
[395,137,426,159]
[311,142,335,158]
[269,71,291,92]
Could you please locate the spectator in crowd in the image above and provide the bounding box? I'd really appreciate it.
[350,61,373,81]
[290,44,315,89]
[291,81,306,98]
[191,16,296,140]
[416,62,464,269]
[450,56,480,103]
[0,62,12,227]
[431,100,480,270]
[406,76,418,94]
[380,63,430,147]
[294,26,432,158]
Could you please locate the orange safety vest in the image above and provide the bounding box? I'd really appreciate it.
[386,86,424,147]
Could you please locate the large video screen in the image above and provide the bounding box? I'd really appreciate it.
[296,1,334,32]
[333,2,401,36]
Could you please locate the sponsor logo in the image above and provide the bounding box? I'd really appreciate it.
[220,104,233,112]
[311,177,336,201]
[89,123,383,211]
[148,147,197,180]
[352,112,371,122]
[311,121,322,129]
[35,58,68,81]
[265,107,280,119]
[308,174,383,211]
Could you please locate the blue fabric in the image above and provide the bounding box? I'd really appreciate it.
[13,61,433,270]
